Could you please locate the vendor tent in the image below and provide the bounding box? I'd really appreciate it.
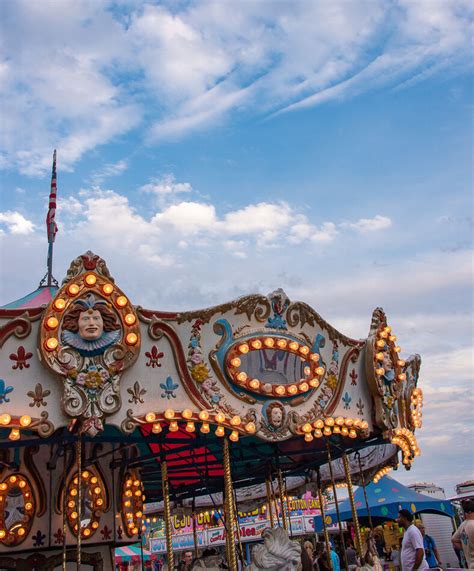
[314,475,454,532]
[115,544,156,563]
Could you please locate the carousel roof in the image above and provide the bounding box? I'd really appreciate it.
[0,285,58,309]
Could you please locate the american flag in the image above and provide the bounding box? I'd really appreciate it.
[46,149,58,243]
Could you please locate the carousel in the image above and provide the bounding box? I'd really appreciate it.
[0,154,424,570]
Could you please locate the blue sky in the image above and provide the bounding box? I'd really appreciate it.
[0,0,472,493]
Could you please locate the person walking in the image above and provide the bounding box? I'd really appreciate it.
[397,509,428,571]
[452,499,474,569]
[416,524,441,568]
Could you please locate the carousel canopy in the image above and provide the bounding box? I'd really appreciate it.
[115,545,155,563]
[0,285,58,309]
[314,475,454,531]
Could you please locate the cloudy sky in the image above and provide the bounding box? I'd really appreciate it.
[0,0,472,493]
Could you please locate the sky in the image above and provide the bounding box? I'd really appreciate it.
[0,0,472,494]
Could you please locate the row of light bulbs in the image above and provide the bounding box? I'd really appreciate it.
[392,428,420,465]
[375,326,406,380]
[123,475,145,536]
[373,465,394,483]
[0,413,33,441]
[410,388,423,429]
[0,475,34,542]
[300,416,369,442]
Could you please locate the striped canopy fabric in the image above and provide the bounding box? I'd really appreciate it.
[115,544,155,562]
[1,286,58,309]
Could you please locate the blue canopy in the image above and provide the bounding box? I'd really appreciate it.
[314,475,454,532]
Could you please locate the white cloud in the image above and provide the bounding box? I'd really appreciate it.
[0,211,34,235]
[140,174,192,196]
[90,160,128,184]
[342,214,392,233]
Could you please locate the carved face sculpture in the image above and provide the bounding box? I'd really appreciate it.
[267,402,285,429]
[78,309,104,340]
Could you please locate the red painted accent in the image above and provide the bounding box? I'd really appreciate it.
[0,308,44,318]
[138,309,180,320]
[325,346,360,416]
[9,345,33,370]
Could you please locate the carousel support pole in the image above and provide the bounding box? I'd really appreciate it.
[284,476,294,538]
[265,477,275,527]
[161,460,174,571]
[62,440,68,571]
[192,508,199,560]
[232,485,245,567]
[355,451,374,531]
[223,438,238,571]
[316,469,333,571]
[343,453,363,559]
[277,468,289,531]
[76,435,82,570]
[326,441,349,571]
[269,476,280,526]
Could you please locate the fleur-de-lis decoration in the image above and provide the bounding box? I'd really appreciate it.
[9,345,33,370]
[27,383,51,407]
[117,525,123,540]
[160,376,178,399]
[342,391,352,410]
[100,524,112,540]
[0,379,14,404]
[349,368,358,386]
[53,528,64,545]
[32,529,46,546]
[356,397,365,416]
[145,345,164,368]
[127,381,147,404]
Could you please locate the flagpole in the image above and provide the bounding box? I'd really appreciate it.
[40,150,59,288]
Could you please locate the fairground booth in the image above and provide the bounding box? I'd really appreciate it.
[0,155,425,570]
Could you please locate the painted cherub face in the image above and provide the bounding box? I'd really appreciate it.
[78,309,104,340]
[270,406,283,427]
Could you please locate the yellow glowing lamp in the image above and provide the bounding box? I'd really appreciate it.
[304,433,314,442]
[289,341,299,351]
[83,528,91,537]
[275,385,285,396]
[264,337,275,348]
[169,421,179,432]
[230,357,241,367]
[164,409,174,420]
[251,340,262,349]
[215,425,225,437]
[116,295,128,308]
[68,283,80,296]
[54,298,66,311]
[185,421,195,432]
[277,339,287,348]
[245,422,256,433]
[314,419,324,429]
[0,414,11,426]
[198,410,209,421]
[17,527,25,536]
[145,412,156,423]
[230,416,241,426]
[314,429,323,438]
[315,367,325,376]
[325,417,335,426]
[238,343,249,354]
[237,372,247,382]
[126,333,138,346]
[85,274,97,286]
[249,379,260,390]
[46,316,59,330]
[299,345,310,355]
[45,337,59,351]
[215,412,225,424]
[229,430,239,442]
[288,384,298,394]
[20,415,31,427]
[102,283,114,295]
[152,423,162,434]
[200,422,210,434]
[82,471,90,479]
[302,423,312,433]
[299,382,309,392]
[9,428,20,441]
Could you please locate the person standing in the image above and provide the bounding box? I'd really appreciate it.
[346,542,358,570]
[452,499,474,569]
[416,524,441,568]
[397,509,428,571]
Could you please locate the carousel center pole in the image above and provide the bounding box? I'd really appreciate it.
[62,440,68,571]
[316,468,333,571]
[192,500,199,560]
[223,438,238,571]
[76,435,82,570]
[265,477,275,527]
[326,441,349,571]
[342,453,363,559]
[232,486,244,566]
[355,451,374,531]
[161,460,174,571]
[277,468,289,531]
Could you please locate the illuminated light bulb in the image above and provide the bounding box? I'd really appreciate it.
[200,422,210,434]
[310,353,320,362]
[199,410,209,421]
[124,501,131,507]
[82,471,90,479]
[344,418,353,427]
[238,344,249,354]
[215,425,225,437]
[323,427,332,436]
[251,340,262,349]
[249,379,260,390]
[0,414,11,425]
[314,429,323,438]
[9,428,20,441]
[303,366,311,377]
[9,476,17,484]
[299,346,310,355]
[17,527,25,536]
[70,489,78,497]
[288,384,298,394]
[376,340,385,348]
[302,423,313,433]
[71,511,78,519]
[54,298,66,311]
[397,359,406,367]
[116,296,128,308]
[67,283,80,296]
[237,372,248,382]
[182,409,193,419]
[152,423,162,434]
[376,367,385,376]
[102,283,114,295]
[68,500,75,508]
[389,335,397,342]
[125,313,137,327]
[85,274,97,286]
[376,352,384,361]
[126,479,133,487]
[229,430,239,442]
[314,419,324,429]
[83,528,91,537]
[134,490,141,497]
[325,417,335,426]
[394,346,401,353]
[341,427,349,437]
[0,483,6,491]
[45,337,59,351]
[299,382,309,392]
[18,480,26,489]
[145,412,156,423]
[245,422,256,433]
[315,367,325,376]
[0,530,5,539]
[361,421,369,430]
[169,421,179,432]
[333,426,341,434]
[164,409,174,420]
[277,339,287,348]
[264,338,275,348]
[126,332,138,346]
[46,316,59,330]
[275,385,285,396]
[335,417,344,426]
[289,341,299,351]
[304,433,314,442]
[185,421,195,432]
[136,511,143,518]
[398,374,406,381]
[380,331,388,339]
[349,429,357,439]
[215,412,225,424]
[230,357,241,367]
[230,416,241,426]
[94,486,101,495]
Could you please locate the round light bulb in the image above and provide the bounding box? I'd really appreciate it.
[45,337,59,351]
[85,274,97,286]
[116,295,128,307]
[169,421,179,432]
[46,316,59,329]
[54,298,66,311]
[102,283,114,295]
[20,415,31,427]
[198,410,209,421]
